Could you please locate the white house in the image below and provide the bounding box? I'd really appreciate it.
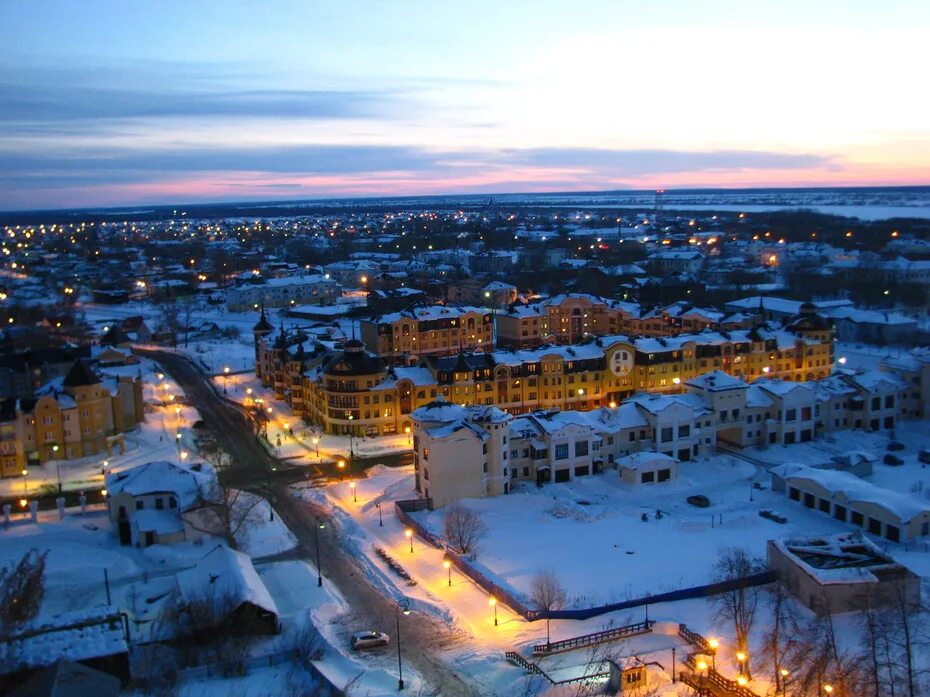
[617,451,679,485]
[105,461,217,547]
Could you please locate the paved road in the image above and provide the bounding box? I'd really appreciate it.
[137,348,478,697]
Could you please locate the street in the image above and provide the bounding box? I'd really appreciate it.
[137,348,478,697]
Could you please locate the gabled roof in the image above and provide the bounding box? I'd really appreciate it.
[177,545,278,617]
[62,360,100,388]
[105,461,212,510]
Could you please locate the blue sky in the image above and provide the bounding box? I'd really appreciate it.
[1,0,928,209]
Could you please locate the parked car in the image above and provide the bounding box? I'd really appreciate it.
[919,448,930,464]
[887,441,905,451]
[883,454,904,466]
[687,494,711,508]
[350,631,390,650]
[759,510,788,524]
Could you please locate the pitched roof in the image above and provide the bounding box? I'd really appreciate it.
[62,360,100,388]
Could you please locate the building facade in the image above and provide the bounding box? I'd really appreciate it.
[359,305,493,363]
[0,360,145,477]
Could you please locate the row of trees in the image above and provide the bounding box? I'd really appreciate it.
[712,546,929,697]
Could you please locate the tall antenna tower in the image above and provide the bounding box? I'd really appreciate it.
[653,189,665,230]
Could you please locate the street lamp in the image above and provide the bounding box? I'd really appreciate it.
[349,481,357,503]
[376,501,383,526]
[404,425,411,445]
[223,366,230,394]
[823,685,833,695]
[337,459,345,481]
[314,517,325,587]
[708,638,719,671]
[52,444,61,493]
[697,659,708,693]
[395,599,411,690]
[736,650,748,678]
[405,527,413,553]
[489,596,498,626]
[21,468,27,499]
[312,436,320,459]
[779,668,790,696]
[443,559,452,586]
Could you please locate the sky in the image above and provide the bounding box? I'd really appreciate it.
[1,0,929,210]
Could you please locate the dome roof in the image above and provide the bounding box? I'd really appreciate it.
[252,308,273,333]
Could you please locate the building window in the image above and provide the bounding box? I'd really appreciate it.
[575,441,588,457]
[661,427,673,443]
[555,444,569,460]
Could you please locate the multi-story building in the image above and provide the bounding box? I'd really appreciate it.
[411,368,914,509]
[359,306,493,363]
[225,274,342,311]
[0,360,145,477]
[495,294,640,348]
[257,305,836,438]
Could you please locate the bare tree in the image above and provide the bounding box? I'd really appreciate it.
[531,569,567,649]
[709,546,764,678]
[856,589,896,697]
[760,580,801,694]
[442,504,488,556]
[0,549,48,636]
[188,449,264,550]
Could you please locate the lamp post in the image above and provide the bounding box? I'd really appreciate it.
[444,559,452,586]
[312,436,320,460]
[223,366,230,394]
[395,599,411,690]
[405,527,413,553]
[314,517,325,587]
[779,668,790,696]
[349,481,357,503]
[736,650,749,680]
[405,425,411,445]
[671,647,676,683]
[823,685,833,695]
[52,444,61,493]
[489,596,498,626]
[337,459,345,481]
[347,414,355,460]
[21,468,28,499]
[376,502,383,526]
[176,433,182,465]
[697,659,708,695]
[708,638,719,671]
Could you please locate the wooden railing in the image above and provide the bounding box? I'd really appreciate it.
[679,622,711,652]
[505,651,610,687]
[531,619,655,656]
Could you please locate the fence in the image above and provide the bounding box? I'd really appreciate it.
[396,499,776,623]
[532,619,654,656]
[394,499,444,549]
[505,651,610,687]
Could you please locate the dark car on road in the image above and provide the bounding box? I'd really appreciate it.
[687,494,711,508]
[883,453,904,466]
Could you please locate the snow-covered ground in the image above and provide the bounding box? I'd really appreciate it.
[300,417,930,695]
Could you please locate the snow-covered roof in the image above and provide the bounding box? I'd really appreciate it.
[134,508,185,535]
[616,451,678,470]
[0,606,127,675]
[373,305,489,324]
[177,545,278,617]
[772,533,909,585]
[373,366,436,390]
[779,464,930,523]
[686,370,747,392]
[106,461,213,511]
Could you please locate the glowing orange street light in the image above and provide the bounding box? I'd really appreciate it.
[443,559,452,586]
[489,596,498,626]
[337,460,345,481]
[405,527,413,553]
[349,481,357,503]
